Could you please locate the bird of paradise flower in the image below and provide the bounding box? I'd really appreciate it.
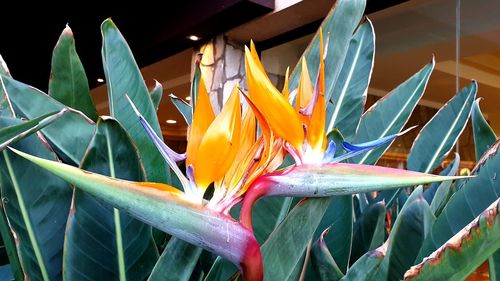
[10,31,468,281]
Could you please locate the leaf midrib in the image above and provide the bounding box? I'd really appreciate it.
[423,87,474,173]
[105,127,126,281]
[3,150,50,281]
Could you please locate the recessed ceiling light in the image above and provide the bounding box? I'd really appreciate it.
[185,96,191,101]
[187,35,200,41]
[97,78,105,83]
[166,119,177,124]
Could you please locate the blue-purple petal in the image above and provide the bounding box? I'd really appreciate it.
[325,126,415,163]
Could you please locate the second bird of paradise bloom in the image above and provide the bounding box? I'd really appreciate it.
[11,31,469,281]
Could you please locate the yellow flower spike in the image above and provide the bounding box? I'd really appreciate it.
[244,46,304,152]
[282,67,290,99]
[296,58,314,115]
[194,84,242,191]
[186,78,215,167]
[307,30,327,152]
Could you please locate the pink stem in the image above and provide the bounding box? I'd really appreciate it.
[240,177,273,230]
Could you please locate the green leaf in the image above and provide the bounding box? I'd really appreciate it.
[1,75,95,165]
[0,110,68,151]
[350,201,386,264]
[190,59,201,111]
[404,199,500,281]
[489,251,500,281]
[311,228,344,281]
[407,81,477,173]
[63,118,158,281]
[149,237,202,281]
[101,19,171,184]
[471,98,497,161]
[350,58,435,165]
[0,63,14,117]
[419,139,500,260]
[0,201,23,281]
[0,118,72,281]
[422,154,458,204]
[204,257,238,281]
[326,19,374,138]
[0,55,11,77]
[169,94,192,125]
[0,265,13,281]
[10,148,256,272]
[313,195,353,272]
[150,80,163,112]
[373,187,436,281]
[289,0,366,104]
[261,198,331,281]
[340,248,385,281]
[429,153,460,216]
[49,25,98,121]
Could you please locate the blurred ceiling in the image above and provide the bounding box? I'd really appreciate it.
[0,0,274,91]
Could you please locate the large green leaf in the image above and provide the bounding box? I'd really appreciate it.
[373,187,435,281]
[313,195,353,272]
[63,118,158,281]
[261,198,332,281]
[340,247,385,281]
[0,118,72,281]
[0,110,68,151]
[289,0,366,104]
[407,81,477,173]
[10,148,257,275]
[471,98,497,161]
[148,237,202,281]
[150,80,163,112]
[204,257,238,281]
[101,19,171,184]
[310,228,344,281]
[48,25,98,121]
[1,75,95,165]
[429,153,460,216]
[350,59,435,164]
[404,199,500,280]
[419,139,500,259]
[350,201,386,264]
[326,19,374,138]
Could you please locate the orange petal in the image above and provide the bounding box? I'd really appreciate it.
[135,182,184,197]
[244,46,304,151]
[223,106,257,189]
[250,41,266,73]
[194,85,241,190]
[307,29,327,152]
[296,58,314,114]
[282,67,290,100]
[186,78,215,166]
[307,30,327,151]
